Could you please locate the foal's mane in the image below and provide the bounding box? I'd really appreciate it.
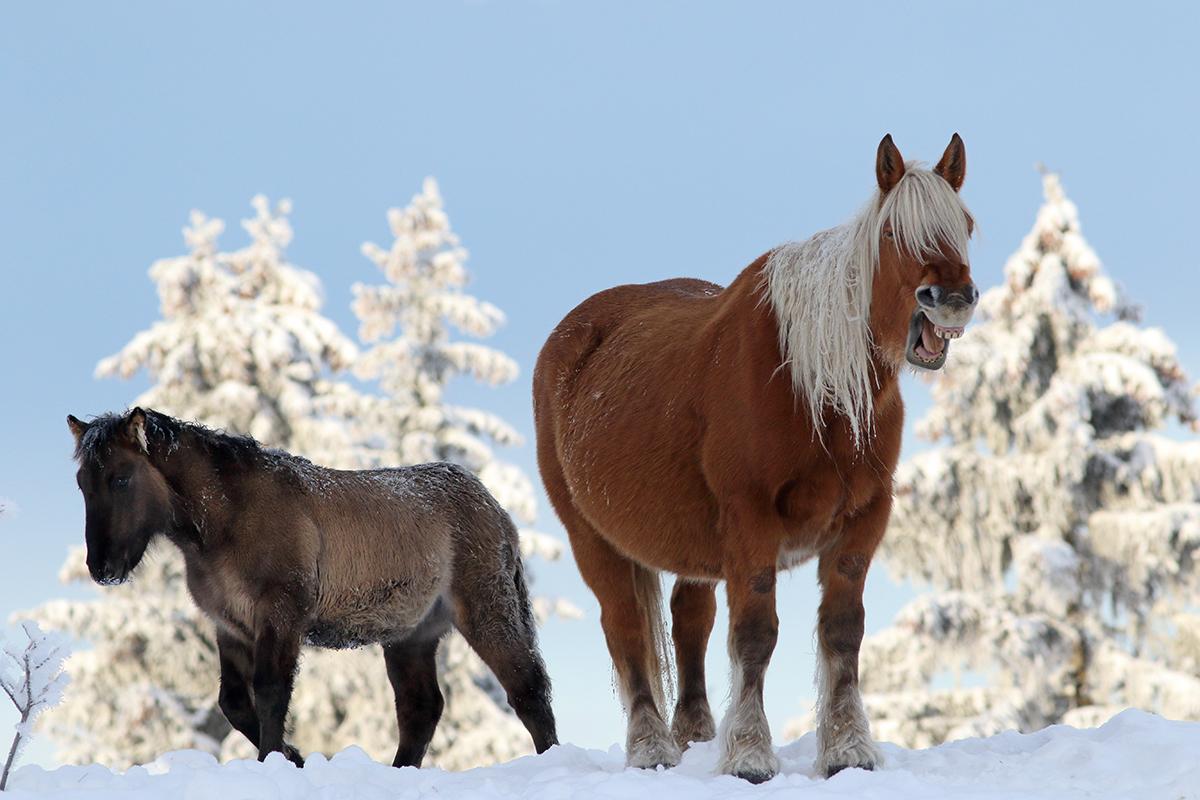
[762,160,973,447]
[74,409,262,465]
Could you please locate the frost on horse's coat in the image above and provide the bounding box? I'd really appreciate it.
[67,407,557,769]
[533,134,977,782]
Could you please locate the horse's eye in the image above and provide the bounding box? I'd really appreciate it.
[113,476,130,490]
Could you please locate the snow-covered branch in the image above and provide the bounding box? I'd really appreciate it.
[0,621,70,790]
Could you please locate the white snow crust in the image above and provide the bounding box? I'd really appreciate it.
[5,709,1198,799]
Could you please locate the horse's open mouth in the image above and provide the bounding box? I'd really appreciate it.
[905,308,963,370]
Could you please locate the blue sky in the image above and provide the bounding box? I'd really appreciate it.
[2,1,1197,762]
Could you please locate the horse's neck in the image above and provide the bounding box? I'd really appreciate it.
[149,436,229,545]
[750,247,902,450]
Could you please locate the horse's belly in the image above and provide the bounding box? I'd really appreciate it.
[561,444,724,577]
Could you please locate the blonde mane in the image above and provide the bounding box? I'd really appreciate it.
[763,160,973,447]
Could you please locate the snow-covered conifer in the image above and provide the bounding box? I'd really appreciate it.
[349,179,532,516]
[346,179,580,621]
[841,170,1200,747]
[95,195,360,466]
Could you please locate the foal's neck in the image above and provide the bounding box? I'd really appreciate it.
[149,432,240,548]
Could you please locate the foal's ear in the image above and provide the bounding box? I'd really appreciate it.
[876,134,906,195]
[123,407,150,454]
[934,133,966,192]
[67,415,89,446]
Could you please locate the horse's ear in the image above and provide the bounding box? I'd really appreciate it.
[876,134,905,195]
[68,415,89,446]
[934,133,966,192]
[124,408,150,454]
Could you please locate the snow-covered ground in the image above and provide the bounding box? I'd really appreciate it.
[4,709,1197,799]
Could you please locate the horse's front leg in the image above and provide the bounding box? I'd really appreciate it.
[718,559,781,783]
[814,498,888,777]
[251,623,304,766]
[216,630,262,747]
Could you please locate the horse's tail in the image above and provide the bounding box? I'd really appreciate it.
[631,564,674,710]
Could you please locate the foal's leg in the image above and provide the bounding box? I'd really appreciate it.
[215,629,303,765]
[717,561,781,783]
[669,579,717,749]
[251,623,304,765]
[454,561,558,754]
[383,637,444,768]
[813,500,887,777]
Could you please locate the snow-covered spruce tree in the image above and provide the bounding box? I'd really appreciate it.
[345,178,574,617]
[94,196,360,466]
[850,170,1200,748]
[34,193,562,770]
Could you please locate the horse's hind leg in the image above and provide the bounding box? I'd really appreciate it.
[573,527,681,769]
[383,637,444,768]
[669,579,717,749]
[453,551,558,754]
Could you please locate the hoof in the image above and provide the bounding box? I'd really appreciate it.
[826,760,876,778]
[627,706,682,769]
[671,702,717,751]
[735,766,778,784]
[718,741,780,783]
[627,738,682,770]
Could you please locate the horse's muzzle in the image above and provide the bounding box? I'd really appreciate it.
[87,552,134,586]
[906,284,978,370]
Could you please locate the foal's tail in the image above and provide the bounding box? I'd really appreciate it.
[631,564,675,709]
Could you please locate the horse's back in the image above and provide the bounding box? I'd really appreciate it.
[296,461,518,646]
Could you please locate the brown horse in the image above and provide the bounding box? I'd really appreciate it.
[533,134,976,782]
[67,407,557,767]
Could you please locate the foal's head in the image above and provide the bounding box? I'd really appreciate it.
[68,408,173,585]
[870,133,978,371]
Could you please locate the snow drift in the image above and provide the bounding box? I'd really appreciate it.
[4,710,1198,799]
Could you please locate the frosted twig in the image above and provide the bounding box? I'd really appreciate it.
[0,622,71,791]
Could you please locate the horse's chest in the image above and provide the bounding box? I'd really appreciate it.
[184,560,261,639]
[775,451,888,548]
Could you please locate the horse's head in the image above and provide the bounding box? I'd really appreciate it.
[873,133,978,371]
[68,408,172,585]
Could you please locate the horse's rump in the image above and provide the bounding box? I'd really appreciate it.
[537,276,755,576]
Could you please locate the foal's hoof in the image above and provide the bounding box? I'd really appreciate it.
[284,745,305,767]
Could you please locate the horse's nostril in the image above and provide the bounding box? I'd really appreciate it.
[915,286,939,308]
[963,284,978,305]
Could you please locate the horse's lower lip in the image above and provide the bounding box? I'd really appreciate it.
[905,308,948,370]
[91,565,131,586]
